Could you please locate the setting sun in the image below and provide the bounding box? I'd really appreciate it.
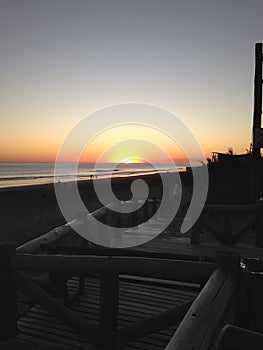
[121,157,143,164]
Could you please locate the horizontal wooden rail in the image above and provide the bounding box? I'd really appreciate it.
[213,324,263,350]
[164,254,240,350]
[204,204,254,213]
[16,203,117,254]
[118,301,192,345]
[11,254,215,284]
[16,221,76,254]
[13,272,98,343]
[40,245,214,262]
[192,203,259,246]
[0,339,73,349]
[232,215,255,243]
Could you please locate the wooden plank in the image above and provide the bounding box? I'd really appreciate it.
[17,325,89,349]
[204,204,254,213]
[11,254,215,284]
[0,338,71,349]
[0,245,17,341]
[98,274,119,349]
[213,324,263,350]
[13,272,98,342]
[255,199,263,247]
[18,320,91,346]
[16,223,75,254]
[164,266,238,350]
[16,274,197,350]
[119,302,191,345]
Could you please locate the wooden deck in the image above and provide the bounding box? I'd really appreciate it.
[13,214,263,349]
[16,276,198,350]
[135,236,263,260]
[118,216,263,260]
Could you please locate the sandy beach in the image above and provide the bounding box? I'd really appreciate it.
[1,172,190,247]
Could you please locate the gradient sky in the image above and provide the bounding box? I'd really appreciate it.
[1,0,263,163]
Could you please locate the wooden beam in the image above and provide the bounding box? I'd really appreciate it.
[98,274,119,349]
[252,43,263,158]
[223,214,232,245]
[118,301,192,345]
[204,204,254,213]
[164,254,240,350]
[255,199,263,246]
[213,324,263,350]
[16,204,114,254]
[39,245,214,262]
[11,254,215,284]
[13,272,98,343]
[0,245,17,341]
[0,339,75,349]
[16,222,75,254]
[191,220,200,244]
[252,43,263,202]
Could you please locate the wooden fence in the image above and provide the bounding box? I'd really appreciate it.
[1,241,246,350]
[191,200,263,247]
[1,199,263,349]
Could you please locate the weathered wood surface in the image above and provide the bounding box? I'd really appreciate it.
[13,272,98,343]
[118,301,192,345]
[213,324,263,350]
[16,222,75,254]
[164,266,238,350]
[16,202,117,254]
[99,274,119,349]
[0,245,17,341]
[136,236,263,260]
[11,254,215,284]
[15,276,198,350]
[0,339,73,350]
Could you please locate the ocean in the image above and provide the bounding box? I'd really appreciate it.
[0,162,190,189]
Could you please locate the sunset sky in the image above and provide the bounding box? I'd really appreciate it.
[1,0,263,163]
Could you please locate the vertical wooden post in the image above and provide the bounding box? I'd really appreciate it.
[99,274,119,349]
[147,199,154,218]
[223,214,232,245]
[216,251,240,271]
[131,200,138,226]
[78,275,85,295]
[0,244,17,340]
[191,219,200,244]
[252,43,263,202]
[255,198,263,246]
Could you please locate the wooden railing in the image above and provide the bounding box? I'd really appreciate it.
[17,198,161,255]
[0,243,216,349]
[1,242,246,350]
[164,253,240,350]
[1,199,262,348]
[191,200,263,247]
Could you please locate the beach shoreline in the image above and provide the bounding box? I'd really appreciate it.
[0,172,192,247]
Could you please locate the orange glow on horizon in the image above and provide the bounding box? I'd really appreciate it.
[79,124,195,164]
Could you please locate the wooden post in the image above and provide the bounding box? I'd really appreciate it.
[252,43,263,202]
[99,274,119,349]
[216,252,240,272]
[164,253,239,350]
[0,244,17,340]
[191,219,200,244]
[213,324,263,350]
[223,214,232,245]
[255,198,263,246]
